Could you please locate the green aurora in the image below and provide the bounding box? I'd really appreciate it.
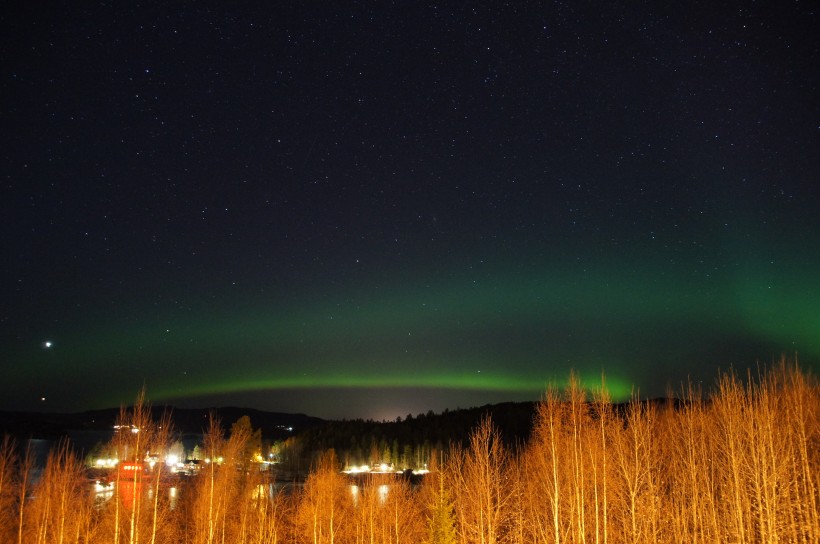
[12,254,818,417]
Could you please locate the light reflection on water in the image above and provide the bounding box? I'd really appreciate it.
[252,481,302,499]
[87,480,395,511]
[89,480,299,510]
[89,481,180,511]
[349,484,391,506]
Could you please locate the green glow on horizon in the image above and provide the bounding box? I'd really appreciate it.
[14,252,819,413]
[150,369,636,404]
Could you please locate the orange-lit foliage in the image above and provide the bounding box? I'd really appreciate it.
[0,359,816,543]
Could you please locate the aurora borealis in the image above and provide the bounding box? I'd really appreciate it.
[2,2,818,419]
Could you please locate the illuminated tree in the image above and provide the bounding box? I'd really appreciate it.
[451,416,513,544]
[660,380,719,543]
[297,449,350,544]
[388,476,426,544]
[102,387,157,544]
[523,385,566,543]
[0,436,18,543]
[15,444,34,544]
[183,411,259,544]
[610,394,660,544]
[188,413,227,544]
[781,360,820,543]
[422,460,457,544]
[231,415,263,468]
[351,474,385,543]
[27,440,92,544]
[147,409,175,544]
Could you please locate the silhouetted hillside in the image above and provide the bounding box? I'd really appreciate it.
[0,406,324,441]
[297,401,539,467]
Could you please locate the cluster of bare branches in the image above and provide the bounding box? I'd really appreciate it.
[447,360,819,544]
[0,359,816,543]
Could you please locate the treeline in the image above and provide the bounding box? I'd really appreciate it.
[0,359,817,543]
[297,401,536,470]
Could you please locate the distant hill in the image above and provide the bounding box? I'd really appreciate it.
[0,406,325,441]
[297,401,540,462]
[292,398,678,466]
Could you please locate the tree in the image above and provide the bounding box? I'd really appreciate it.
[297,449,350,544]
[107,387,156,544]
[0,436,18,544]
[230,415,262,468]
[523,386,565,544]
[423,457,457,544]
[451,416,513,544]
[28,440,92,544]
[610,394,659,544]
[189,413,226,544]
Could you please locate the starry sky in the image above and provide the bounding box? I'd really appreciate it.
[2,2,818,420]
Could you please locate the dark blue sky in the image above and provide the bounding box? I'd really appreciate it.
[2,2,817,419]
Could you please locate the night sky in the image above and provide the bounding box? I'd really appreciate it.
[2,2,818,420]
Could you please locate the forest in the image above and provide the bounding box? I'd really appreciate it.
[0,359,817,543]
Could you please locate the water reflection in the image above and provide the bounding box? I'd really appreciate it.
[252,484,267,500]
[89,480,180,511]
[251,481,300,500]
[87,479,395,511]
[349,484,391,506]
[92,480,114,507]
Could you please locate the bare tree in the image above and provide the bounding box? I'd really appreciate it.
[16,442,34,544]
[525,386,560,543]
[451,415,513,544]
[0,435,18,543]
[782,359,819,543]
[148,409,174,544]
[297,449,350,544]
[27,439,91,544]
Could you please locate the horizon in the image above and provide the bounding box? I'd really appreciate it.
[4,360,803,423]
